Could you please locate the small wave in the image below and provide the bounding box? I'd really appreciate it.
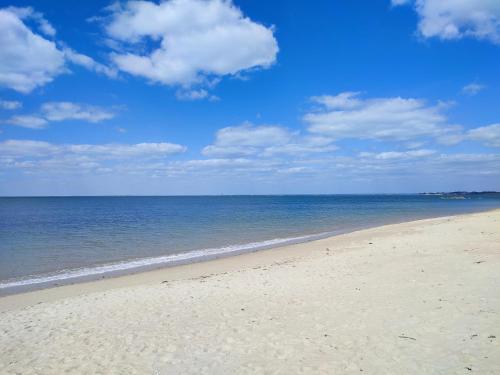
[0,231,334,291]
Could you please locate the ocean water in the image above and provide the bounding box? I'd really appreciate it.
[1,195,499,293]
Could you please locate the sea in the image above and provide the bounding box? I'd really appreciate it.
[1,195,499,294]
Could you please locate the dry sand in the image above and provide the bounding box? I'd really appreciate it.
[1,210,499,374]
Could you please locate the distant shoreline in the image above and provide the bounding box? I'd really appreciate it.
[419,191,500,196]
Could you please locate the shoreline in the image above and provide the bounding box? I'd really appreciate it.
[1,206,499,298]
[1,208,498,311]
[1,208,499,373]
[0,230,341,296]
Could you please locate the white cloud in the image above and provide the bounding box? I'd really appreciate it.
[63,48,118,78]
[5,6,56,37]
[6,115,48,129]
[438,153,500,163]
[202,123,337,157]
[176,89,209,101]
[202,145,256,157]
[405,141,426,149]
[202,123,292,157]
[2,138,499,193]
[436,133,465,146]
[0,139,57,156]
[467,124,500,147]
[143,157,288,178]
[0,139,190,181]
[41,102,117,123]
[0,7,116,93]
[311,92,362,110]
[36,15,56,37]
[0,100,22,110]
[211,123,292,147]
[173,158,260,169]
[66,142,187,157]
[175,89,219,101]
[104,0,278,88]
[277,166,314,175]
[462,83,486,96]
[394,0,500,44]
[115,150,500,185]
[359,149,436,160]
[6,102,117,129]
[0,8,66,93]
[304,92,461,141]
[0,139,187,172]
[262,140,338,157]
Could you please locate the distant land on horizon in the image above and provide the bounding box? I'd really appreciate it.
[1,192,500,198]
[419,191,500,198]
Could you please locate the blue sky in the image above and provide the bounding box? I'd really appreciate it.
[0,0,499,195]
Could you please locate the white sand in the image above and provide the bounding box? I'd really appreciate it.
[1,210,499,374]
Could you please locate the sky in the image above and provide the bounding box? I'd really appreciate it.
[0,0,499,196]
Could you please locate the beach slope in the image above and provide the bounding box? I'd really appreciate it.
[1,210,499,374]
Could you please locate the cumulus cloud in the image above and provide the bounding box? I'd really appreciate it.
[6,115,48,129]
[405,141,426,149]
[175,89,219,101]
[262,139,338,157]
[437,153,500,164]
[0,139,186,158]
[41,102,117,123]
[65,142,187,157]
[100,150,500,186]
[103,0,278,90]
[211,123,292,147]
[0,139,57,156]
[0,6,115,93]
[172,157,267,170]
[118,157,288,179]
[63,48,118,78]
[0,100,22,110]
[467,124,500,147]
[394,0,500,44]
[0,7,66,93]
[311,92,362,109]
[176,89,209,101]
[345,151,500,182]
[359,149,436,160]
[436,133,465,146]
[4,6,56,36]
[202,124,291,157]
[202,123,337,157]
[5,102,117,129]
[2,137,499,192]
[304,92,461,141]
[462,83,486,96]
[0,139,187,173]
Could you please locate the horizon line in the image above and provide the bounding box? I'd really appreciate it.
[1,191,498,198]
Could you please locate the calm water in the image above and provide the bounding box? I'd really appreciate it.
[1,195,499,291]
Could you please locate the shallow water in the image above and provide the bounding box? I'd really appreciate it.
[1,195,499,290]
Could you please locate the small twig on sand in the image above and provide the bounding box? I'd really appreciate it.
[398,335,416,341]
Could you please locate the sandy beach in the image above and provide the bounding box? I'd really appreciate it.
[1,209,499,374]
